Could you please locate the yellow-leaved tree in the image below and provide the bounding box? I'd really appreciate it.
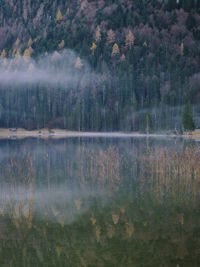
[120,54,126,61]
[28,46,34,55]
[56,9,63,21]
[80,0,88,10]
[107,29,115,44]
[125,222,134,238]
[14,49,21,61]
[95,26,101,42]
[95,226,101,242]
[28,38,33,47]
[14,38,20,47]
[112,43,120,57]
[125,30,135,49]
[90,42,97,55]
[75,199,82,211]
[75,57,83,69]
[143,41,147,47]
[12,49,16,56]
[16,48,21,57]
[58,40,65,49]
[112,213,119,224]
[23,48,31,59]
[180,42,184,55]
[0,49,6,59]
[90,214,96,225]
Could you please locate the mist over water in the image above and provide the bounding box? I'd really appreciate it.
[0,50,101,88]
[0,184,106,225]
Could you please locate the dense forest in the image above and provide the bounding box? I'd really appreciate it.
[0,0,200,131]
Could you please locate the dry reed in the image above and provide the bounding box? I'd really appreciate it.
[137,146,200,202]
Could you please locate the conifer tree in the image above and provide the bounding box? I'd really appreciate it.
[58,40,65,49]
[14,38,20,47]
[23,48,31,59]
[125,30,135,49]
[75,57,83,69]
[16,49,21,56]
[112,43,120,56]
[143,113,154,134]
[0,50,6,58]
[182,103,195,131]
[56,10,62,21]
[143,41,147,47]
[95,26,101,42]
[120,54,126,61]
[180,42,184,55]
[107,30,115,44]
[90,42,97,55]
[80,0,88,10]
[28,38,33,47]
[186,12,196,30]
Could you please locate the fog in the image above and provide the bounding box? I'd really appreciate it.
[0,183,107,225]
[0,49,101,88]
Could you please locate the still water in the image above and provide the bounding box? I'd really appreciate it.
[0,136,199,266]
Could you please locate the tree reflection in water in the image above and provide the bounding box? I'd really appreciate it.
[0,144,199,266]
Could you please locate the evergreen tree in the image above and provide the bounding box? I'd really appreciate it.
[56,10,62,21]
[186,12,196,30]
[0,0,199,131]
[182,103,195,131]
[142,113,154,134]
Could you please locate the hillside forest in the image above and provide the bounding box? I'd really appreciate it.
[0,0,200,131]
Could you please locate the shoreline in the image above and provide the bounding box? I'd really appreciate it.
[183,131,200,141]
[0,128,199,140]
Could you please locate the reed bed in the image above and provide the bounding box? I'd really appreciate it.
[0,147,121,225]
[137,146,200,201]
[77,146,120,191]
[0,145,199,225]
[0,154,35,228]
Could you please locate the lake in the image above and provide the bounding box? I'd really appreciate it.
[0,136,199,266]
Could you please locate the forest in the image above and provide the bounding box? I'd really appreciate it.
[0,0,199,131]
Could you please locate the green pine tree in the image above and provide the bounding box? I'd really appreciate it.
[142,113,154,134]
[182,103,195,131]
[186,12,196,30]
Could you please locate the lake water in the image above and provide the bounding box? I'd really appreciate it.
[0,136,199,266]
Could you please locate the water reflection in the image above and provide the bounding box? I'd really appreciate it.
[0,137,199,266]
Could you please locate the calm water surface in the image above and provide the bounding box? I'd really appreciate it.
[0,136,199,266]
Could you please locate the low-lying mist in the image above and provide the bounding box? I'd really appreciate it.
[0,49,102,89]
[0,183,108,225]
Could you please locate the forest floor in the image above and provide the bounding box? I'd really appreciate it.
[0,128,199,140]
